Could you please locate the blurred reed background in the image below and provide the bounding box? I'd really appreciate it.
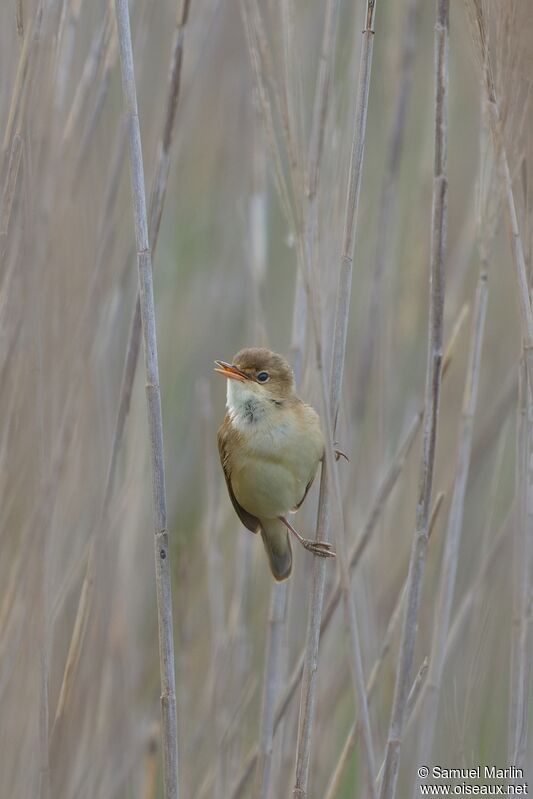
[0,0,532,797]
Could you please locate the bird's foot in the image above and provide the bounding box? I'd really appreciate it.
[301,538,336,558]
[278,515,336,558]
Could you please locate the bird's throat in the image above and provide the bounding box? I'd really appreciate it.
[227,380,267,429]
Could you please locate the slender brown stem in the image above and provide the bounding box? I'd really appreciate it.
[294,4,379,797]
[378,2,449,797]
[415,251,489,785]
[113,1,178,796]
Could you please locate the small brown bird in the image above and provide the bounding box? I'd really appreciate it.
[215,347,335,580]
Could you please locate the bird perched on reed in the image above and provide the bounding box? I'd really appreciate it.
[215,347,335,580]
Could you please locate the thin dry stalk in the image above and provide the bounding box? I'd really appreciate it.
[466,0,533,767]
[280,0,302,204]
[254,583,288,799]
[294,5,378,795]
[49,123,129,738]
[54,0,84,115]
[51,0,191,735]
[2,0,43,157]
[254,3,340,795]
[247,106,267,342]
[401,505,513,742]
[16,0,23,36]
[466,1,533,397]
[291,463,330,799]
[330,0,377,427]
[353,0,422,428]
[199,380,228,798]
[249,75,286,799]
[73,20,119,184]
[378,2,449,797]
[415,253,488,783]
[508,360,532,767]
[114,0,178,796]
[108,0,190,486]
[323,494,444,799]
[0,133,23,276]
[292,0,341,378]
[239,0,295,234]
[62,7,111,147]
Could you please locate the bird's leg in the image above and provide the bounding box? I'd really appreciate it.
[278,516,336,558]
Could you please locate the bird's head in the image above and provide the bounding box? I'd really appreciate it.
[214,347,295,405]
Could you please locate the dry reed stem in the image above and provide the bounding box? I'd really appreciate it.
[404,505,513,740]
[62,6,111,147]
[114,0,178,796]
[108,0,190,477]
[353,0,421,428]
[247,106,268,342]
[73,19,119,184]
[254,583,288,799]
[465,2,533,766]
[244,100,274,799]
[415,251,489,783]
[323,493,444,799]
[378,2,449,797]
[54,0,84,115]
[0,133,22,277]
[466,1,533,397]
[2,0,42,156]
[508,360,532,767]
[294,4,378,795]
[290,0,340,378]
[51,0,190,737]
[330,0,376,427]
[239,0,295,234]
[253,248,286,797]
[16,0,23,36]
[50,123,130,737]
[253,2,340,795]
[280,0,301,185]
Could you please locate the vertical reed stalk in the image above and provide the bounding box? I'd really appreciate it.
[248,81,286,799]
[294,3,378,797]
[389,506,513,756]
[113,1,178,796]
[254,583,288,799]
[51,0,190,737]
[254,2,341,796]
[466,1,533,397]
[415,255,488,785]
[508,360,532,768]
[378,2,448,797]
[353,0,421,430]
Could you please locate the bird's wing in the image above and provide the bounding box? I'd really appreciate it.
[292,407,324,511]
[217,420,260,534]
[292,474,316,511]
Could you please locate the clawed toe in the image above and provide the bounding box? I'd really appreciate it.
[302,539,336,558]
[333,441,349,462]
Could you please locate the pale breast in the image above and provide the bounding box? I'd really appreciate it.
[229,404,324,519]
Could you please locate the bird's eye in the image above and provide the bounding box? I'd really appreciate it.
[256,371,270,383]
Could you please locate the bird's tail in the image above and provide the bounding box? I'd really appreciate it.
[260,518,292,581]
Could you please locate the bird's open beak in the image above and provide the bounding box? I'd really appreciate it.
[214,360,248,382]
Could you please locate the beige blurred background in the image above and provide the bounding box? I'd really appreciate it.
[0,0,531,797]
